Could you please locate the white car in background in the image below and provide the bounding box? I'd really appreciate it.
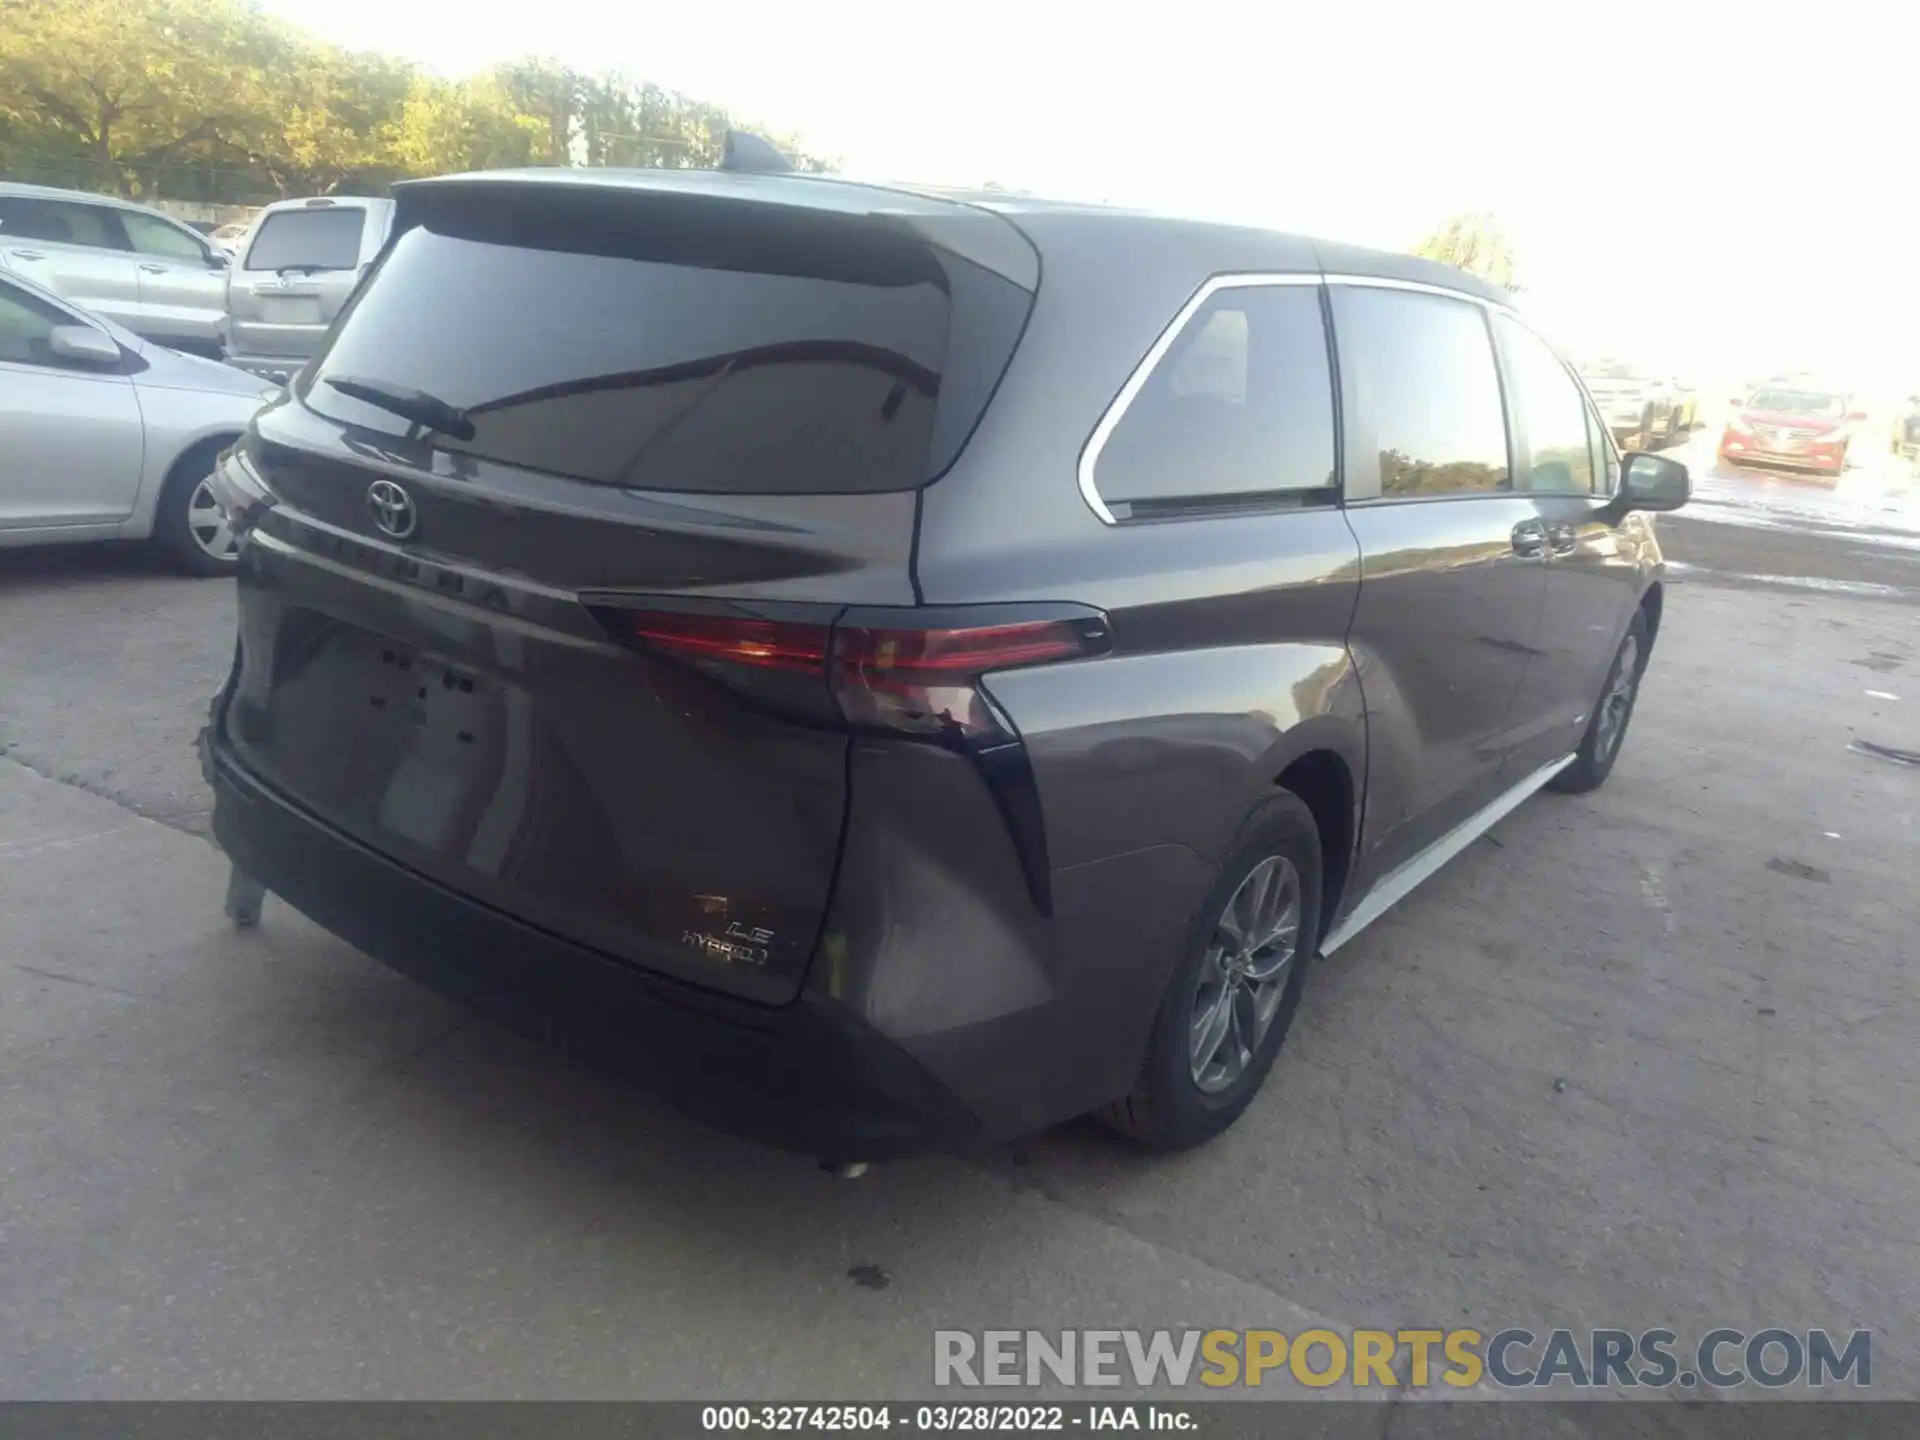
[1581,358,1682,449]
[0,181,233,360]
[0,269,279,574]
[205,220,252,259]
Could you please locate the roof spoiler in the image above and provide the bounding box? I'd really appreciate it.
[719,130,796,175]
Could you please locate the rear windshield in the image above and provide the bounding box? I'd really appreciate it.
[299,191,1034,495]
[245,208,367,272]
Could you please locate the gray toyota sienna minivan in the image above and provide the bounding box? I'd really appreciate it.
[202,162,1689,1161]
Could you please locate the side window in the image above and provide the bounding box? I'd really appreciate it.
[1495,316,1596,495]
[1332,286,1510,498]
[1165,308,1248,402]
[1092,284,1335,510]
[120,210,212,263]
[0,282,77,367]
[0,197,75,245]
[1,200,130,252]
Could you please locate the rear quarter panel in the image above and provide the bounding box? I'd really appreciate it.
[834,217,1367,1130]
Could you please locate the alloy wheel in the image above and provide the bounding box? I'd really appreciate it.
[1190,854,1302,1095]
[1595,632,1641,761]
[185,478,239,563]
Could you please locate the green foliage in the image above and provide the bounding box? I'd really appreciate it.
[1412,212,1520,291]
[0,0,831,202]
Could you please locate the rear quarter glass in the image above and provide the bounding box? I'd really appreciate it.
[297,187,1036,496]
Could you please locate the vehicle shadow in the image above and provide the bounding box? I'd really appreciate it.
[171,917,1210,1389]
[0,541,198,590]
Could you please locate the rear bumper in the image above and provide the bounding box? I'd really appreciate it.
[201,730,982,1161]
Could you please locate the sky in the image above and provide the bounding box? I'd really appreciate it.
[261,0,1919,394]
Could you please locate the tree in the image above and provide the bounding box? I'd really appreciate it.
[0,0,277,189]
[0,0,829,202]
[1413,211,1520,291]
[232,49,416,196]
[389,73,546,176]
[491,57,577,165]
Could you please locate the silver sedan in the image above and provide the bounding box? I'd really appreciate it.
[1,269,279,574]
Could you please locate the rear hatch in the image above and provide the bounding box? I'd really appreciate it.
[227,199,389,364]
[219,173,1038,1004]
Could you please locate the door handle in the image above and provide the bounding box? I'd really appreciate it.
[1546,522,1579,556]
[8,248,46,260]
[138,262,168,274]
[1510,520,1548,558]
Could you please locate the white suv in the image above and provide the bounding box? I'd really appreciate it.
[0,182,230,358]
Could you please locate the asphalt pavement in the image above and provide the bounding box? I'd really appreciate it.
[2,440,1917,1410]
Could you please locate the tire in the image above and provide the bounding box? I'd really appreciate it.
[1098,790,1323,1151]
[1549,607,1650,795]
[151,439,242,577]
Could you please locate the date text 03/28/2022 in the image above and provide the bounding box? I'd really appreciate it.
[703,1406,1192,1432]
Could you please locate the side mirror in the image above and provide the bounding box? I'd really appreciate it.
[1847,410,1867,423]
[207,248,230,269]
[1617,452,1690,513]
[48,324,123,367]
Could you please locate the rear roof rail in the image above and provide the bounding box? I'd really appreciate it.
[719,130,796,174]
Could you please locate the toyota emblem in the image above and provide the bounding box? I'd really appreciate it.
[366,479,418,540]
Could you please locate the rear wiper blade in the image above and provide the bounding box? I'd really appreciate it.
[323,374,476,441]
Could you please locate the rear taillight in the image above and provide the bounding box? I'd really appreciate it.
[604,606,1111,742]
[832,620,1101,737]
[626,612,832,674]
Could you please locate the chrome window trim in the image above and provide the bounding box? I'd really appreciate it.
[1078,270,1519,525]
[1076,272,1323,526]
[1321,272,1519,316]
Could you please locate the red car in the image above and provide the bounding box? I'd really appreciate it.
[1718,386,1863,480]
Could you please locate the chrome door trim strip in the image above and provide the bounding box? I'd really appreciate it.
[1076,272,1323,526]
[1319,752,1575,957]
